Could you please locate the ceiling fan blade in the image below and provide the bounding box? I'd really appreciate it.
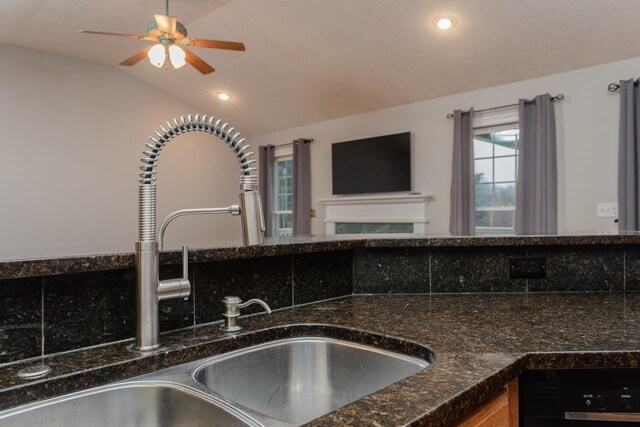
[119,46,152,66]
[183,38,245,51]
[79,30,146,40]
[184,48,215,74]
[154,14,177,34]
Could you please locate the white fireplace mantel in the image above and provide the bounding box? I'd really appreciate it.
[318,193,434,234]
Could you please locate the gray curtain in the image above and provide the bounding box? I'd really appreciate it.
[258,145,275,237]
[293,139,312,235]
[450,109,475,236]
[618,79,640,231]
[515,94,557,235]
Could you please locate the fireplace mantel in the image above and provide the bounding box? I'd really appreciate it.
[318,194,434,234]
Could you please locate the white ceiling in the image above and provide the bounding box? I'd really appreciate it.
[3,0,640,135]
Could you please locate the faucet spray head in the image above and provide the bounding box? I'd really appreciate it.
[239,189,265,246]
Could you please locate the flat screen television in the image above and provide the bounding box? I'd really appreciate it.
[331,132,411,195]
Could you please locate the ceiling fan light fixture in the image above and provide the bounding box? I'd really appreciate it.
[147,43,166,68]
[169,45,186,69]
[80,0,244,75]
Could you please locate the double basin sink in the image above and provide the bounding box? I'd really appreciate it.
[0,335,434,426]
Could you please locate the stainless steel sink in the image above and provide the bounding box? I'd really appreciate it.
[0,382,257,427]
[192,337,430,425]
[0,333,432,427]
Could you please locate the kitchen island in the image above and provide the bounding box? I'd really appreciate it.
[1,293,639,426]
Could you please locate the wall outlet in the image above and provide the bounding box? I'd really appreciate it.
[597,202,618,218]
[509,257,546,279]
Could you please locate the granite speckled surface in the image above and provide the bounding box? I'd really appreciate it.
[194,255,294,324]
[0,278,41,363]
[42,265,197,354]
[527,246,624,292]
[292,250,353,304]
[3,234,640,280]
[0,251,355,360]
[353,248,430,293]
[621,246,640,291]
[0,237,362,280]
[353,244,635,294]
[3,293,640,426]
[430,247,527,293]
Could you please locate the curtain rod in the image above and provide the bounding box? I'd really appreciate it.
[446,94,565,119]
[272,138,314,148]
[608,80,639,92]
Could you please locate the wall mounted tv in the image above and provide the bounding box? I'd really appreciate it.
[331,132,411,195]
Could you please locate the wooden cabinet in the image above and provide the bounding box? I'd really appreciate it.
[455,378,519,427]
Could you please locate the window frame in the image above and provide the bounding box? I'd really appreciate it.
[273,147,294,237]
[473,112,519,235]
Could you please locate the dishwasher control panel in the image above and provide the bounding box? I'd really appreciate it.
[566,387,635,412]
[521,369,640,426]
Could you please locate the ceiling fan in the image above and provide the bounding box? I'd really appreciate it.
[79,0,244,74]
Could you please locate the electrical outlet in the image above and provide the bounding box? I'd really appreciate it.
[597,202,618,218]
[509,257,546,279]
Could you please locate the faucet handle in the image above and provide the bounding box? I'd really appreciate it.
[182,245,189,281]
[157,245,191,302]
[221,296,272,332]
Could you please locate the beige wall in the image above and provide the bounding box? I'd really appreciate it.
[2,45,633,259]
[0,45,243,259]
[251,56,637,235]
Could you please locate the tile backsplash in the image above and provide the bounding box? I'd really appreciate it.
[1,243,639,365]
[353,245,637,294]
[0,250,354,364]
[0,277,41,364]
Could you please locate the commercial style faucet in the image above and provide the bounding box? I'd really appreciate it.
[135,114,265,351]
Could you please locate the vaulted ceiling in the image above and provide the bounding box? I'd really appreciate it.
[3,0,640,135]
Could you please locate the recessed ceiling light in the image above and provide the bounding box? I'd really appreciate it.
[434,16,456,30]
[217,92,231,101]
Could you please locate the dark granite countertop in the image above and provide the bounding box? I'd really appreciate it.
[3,233,640,280]
[2,293,640,426]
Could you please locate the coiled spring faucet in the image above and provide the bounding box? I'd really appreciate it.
[135,114,265,351]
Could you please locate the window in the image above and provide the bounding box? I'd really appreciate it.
[274,157,293,236]
[474,124,519,235]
